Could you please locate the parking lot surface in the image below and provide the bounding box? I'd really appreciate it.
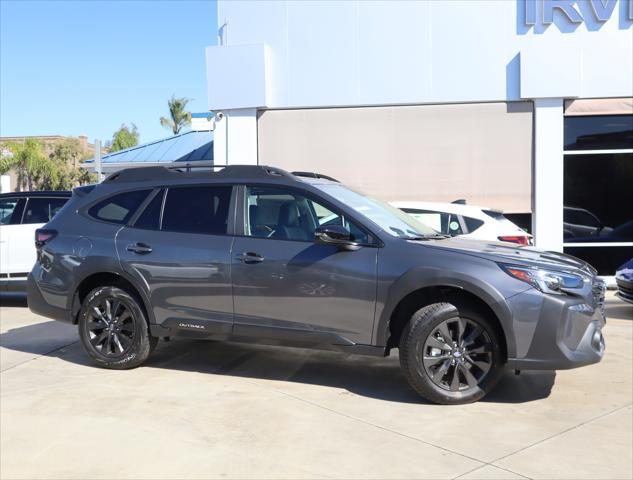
[0,292,631,479]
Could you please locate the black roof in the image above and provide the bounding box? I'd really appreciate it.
[0,190,72,198]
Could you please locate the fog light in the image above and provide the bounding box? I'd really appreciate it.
[591,330,605,352]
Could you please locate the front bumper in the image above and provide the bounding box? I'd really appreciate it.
[506,282,606,371]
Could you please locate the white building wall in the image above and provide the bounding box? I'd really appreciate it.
[209,0,633,109]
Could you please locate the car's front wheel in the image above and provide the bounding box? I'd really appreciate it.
[399,302,504,405]
[78,286,157,369]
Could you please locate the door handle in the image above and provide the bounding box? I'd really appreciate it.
[126,242,153,255]
[238,252,264,264]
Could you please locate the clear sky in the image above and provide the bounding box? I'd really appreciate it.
[0,0,217,145]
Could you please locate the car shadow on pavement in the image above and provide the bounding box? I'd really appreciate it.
[604,301,633,321]
[0,293,28,308]
[0,320,556,404]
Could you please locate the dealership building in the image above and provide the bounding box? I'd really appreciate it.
[130,0,625,278]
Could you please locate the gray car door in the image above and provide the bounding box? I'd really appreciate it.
[231,185,378,345]
[116,186,235,334]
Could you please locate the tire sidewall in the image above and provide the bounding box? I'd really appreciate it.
[400,302,504,404]
[78,286,152,369]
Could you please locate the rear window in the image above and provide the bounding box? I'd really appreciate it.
[88,190,151,224]
[161,186,232,235]
[23,197,68,224]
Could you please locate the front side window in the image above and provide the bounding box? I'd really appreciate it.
[245,186,369,243]
[0,198,18,225]
[161,186,231,235]
[89,190,151,224]
[23,197,68,224]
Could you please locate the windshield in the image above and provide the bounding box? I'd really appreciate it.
[316,184,439,239]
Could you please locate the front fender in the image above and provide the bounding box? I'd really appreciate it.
[372,266,517,358]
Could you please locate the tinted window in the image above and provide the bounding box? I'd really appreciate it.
[463,216,484,233]
[564,115,633,151]
[162,186,231,235]
[134,190,164,230]
[89,190,151,224]
[23,197,68,224]
[0,198,18,225]
[245,186,369,243]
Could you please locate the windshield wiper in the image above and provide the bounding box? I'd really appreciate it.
[402,234,450,241]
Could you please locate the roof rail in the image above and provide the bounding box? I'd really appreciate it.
[103,163,295,183]
[291,171,340,182]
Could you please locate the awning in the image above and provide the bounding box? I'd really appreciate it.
[85,130,213,172]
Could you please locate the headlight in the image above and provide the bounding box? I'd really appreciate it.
[499,264,584,295]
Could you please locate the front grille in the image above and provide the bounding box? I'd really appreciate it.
[592,278,606,311]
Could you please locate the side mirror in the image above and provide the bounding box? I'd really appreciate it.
[314,225,361,251]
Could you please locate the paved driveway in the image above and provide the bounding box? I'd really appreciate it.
[1,293,631,479]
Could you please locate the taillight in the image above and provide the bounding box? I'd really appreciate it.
[35,229,57,249]
[498,235,529,246]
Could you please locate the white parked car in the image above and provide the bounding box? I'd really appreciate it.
[392,200,533,245]
[0,191,70,292]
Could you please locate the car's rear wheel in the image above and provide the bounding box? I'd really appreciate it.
[78,286,157,369]
[399,302,504,405]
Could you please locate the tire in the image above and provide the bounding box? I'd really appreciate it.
[78,286,157,369]
[399,302,504,405]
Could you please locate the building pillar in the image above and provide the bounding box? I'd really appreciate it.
[532,98,564,252]
[212,108,258,166]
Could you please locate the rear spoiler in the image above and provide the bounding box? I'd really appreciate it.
[73,184,96,197]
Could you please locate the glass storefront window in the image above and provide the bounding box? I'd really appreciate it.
[564,115,633,151]
[563,114,633,275]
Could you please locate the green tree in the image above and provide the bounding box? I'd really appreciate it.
[0,138,96,191]
[0,139,49,191]
[110,123,140,152]
[160,95,191,135]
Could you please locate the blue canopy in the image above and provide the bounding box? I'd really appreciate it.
[85,130,213,168]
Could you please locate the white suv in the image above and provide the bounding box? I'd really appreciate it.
[392,200,533,245]
[0,191,70,292]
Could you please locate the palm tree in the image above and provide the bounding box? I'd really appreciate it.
[160,95,192,135]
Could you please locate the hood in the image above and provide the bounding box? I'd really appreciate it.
[418,236,596,275]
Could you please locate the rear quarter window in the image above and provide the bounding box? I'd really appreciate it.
[463,216,484,233]
[88,190,151,224]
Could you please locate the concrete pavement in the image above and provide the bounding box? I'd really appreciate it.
[0,293,631,479]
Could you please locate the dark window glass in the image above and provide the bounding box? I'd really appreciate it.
[162,186,231,235]
[564,246,633,277]
[0,197,19,225]
[245,186,369,243]
[564,115,633,151]
[564,153,632,243]
[89,190,151,224]
[23,197,68,224]
[134,191,164,230]
[463,216,484,233]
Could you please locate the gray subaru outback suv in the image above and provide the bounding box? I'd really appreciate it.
[27,165,606,404]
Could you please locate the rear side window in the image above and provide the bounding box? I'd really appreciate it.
[22,197,68,224]
[463,216,484,233]
[134,190,164,230]
[161,186,232,235]
[89,190,151,224]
